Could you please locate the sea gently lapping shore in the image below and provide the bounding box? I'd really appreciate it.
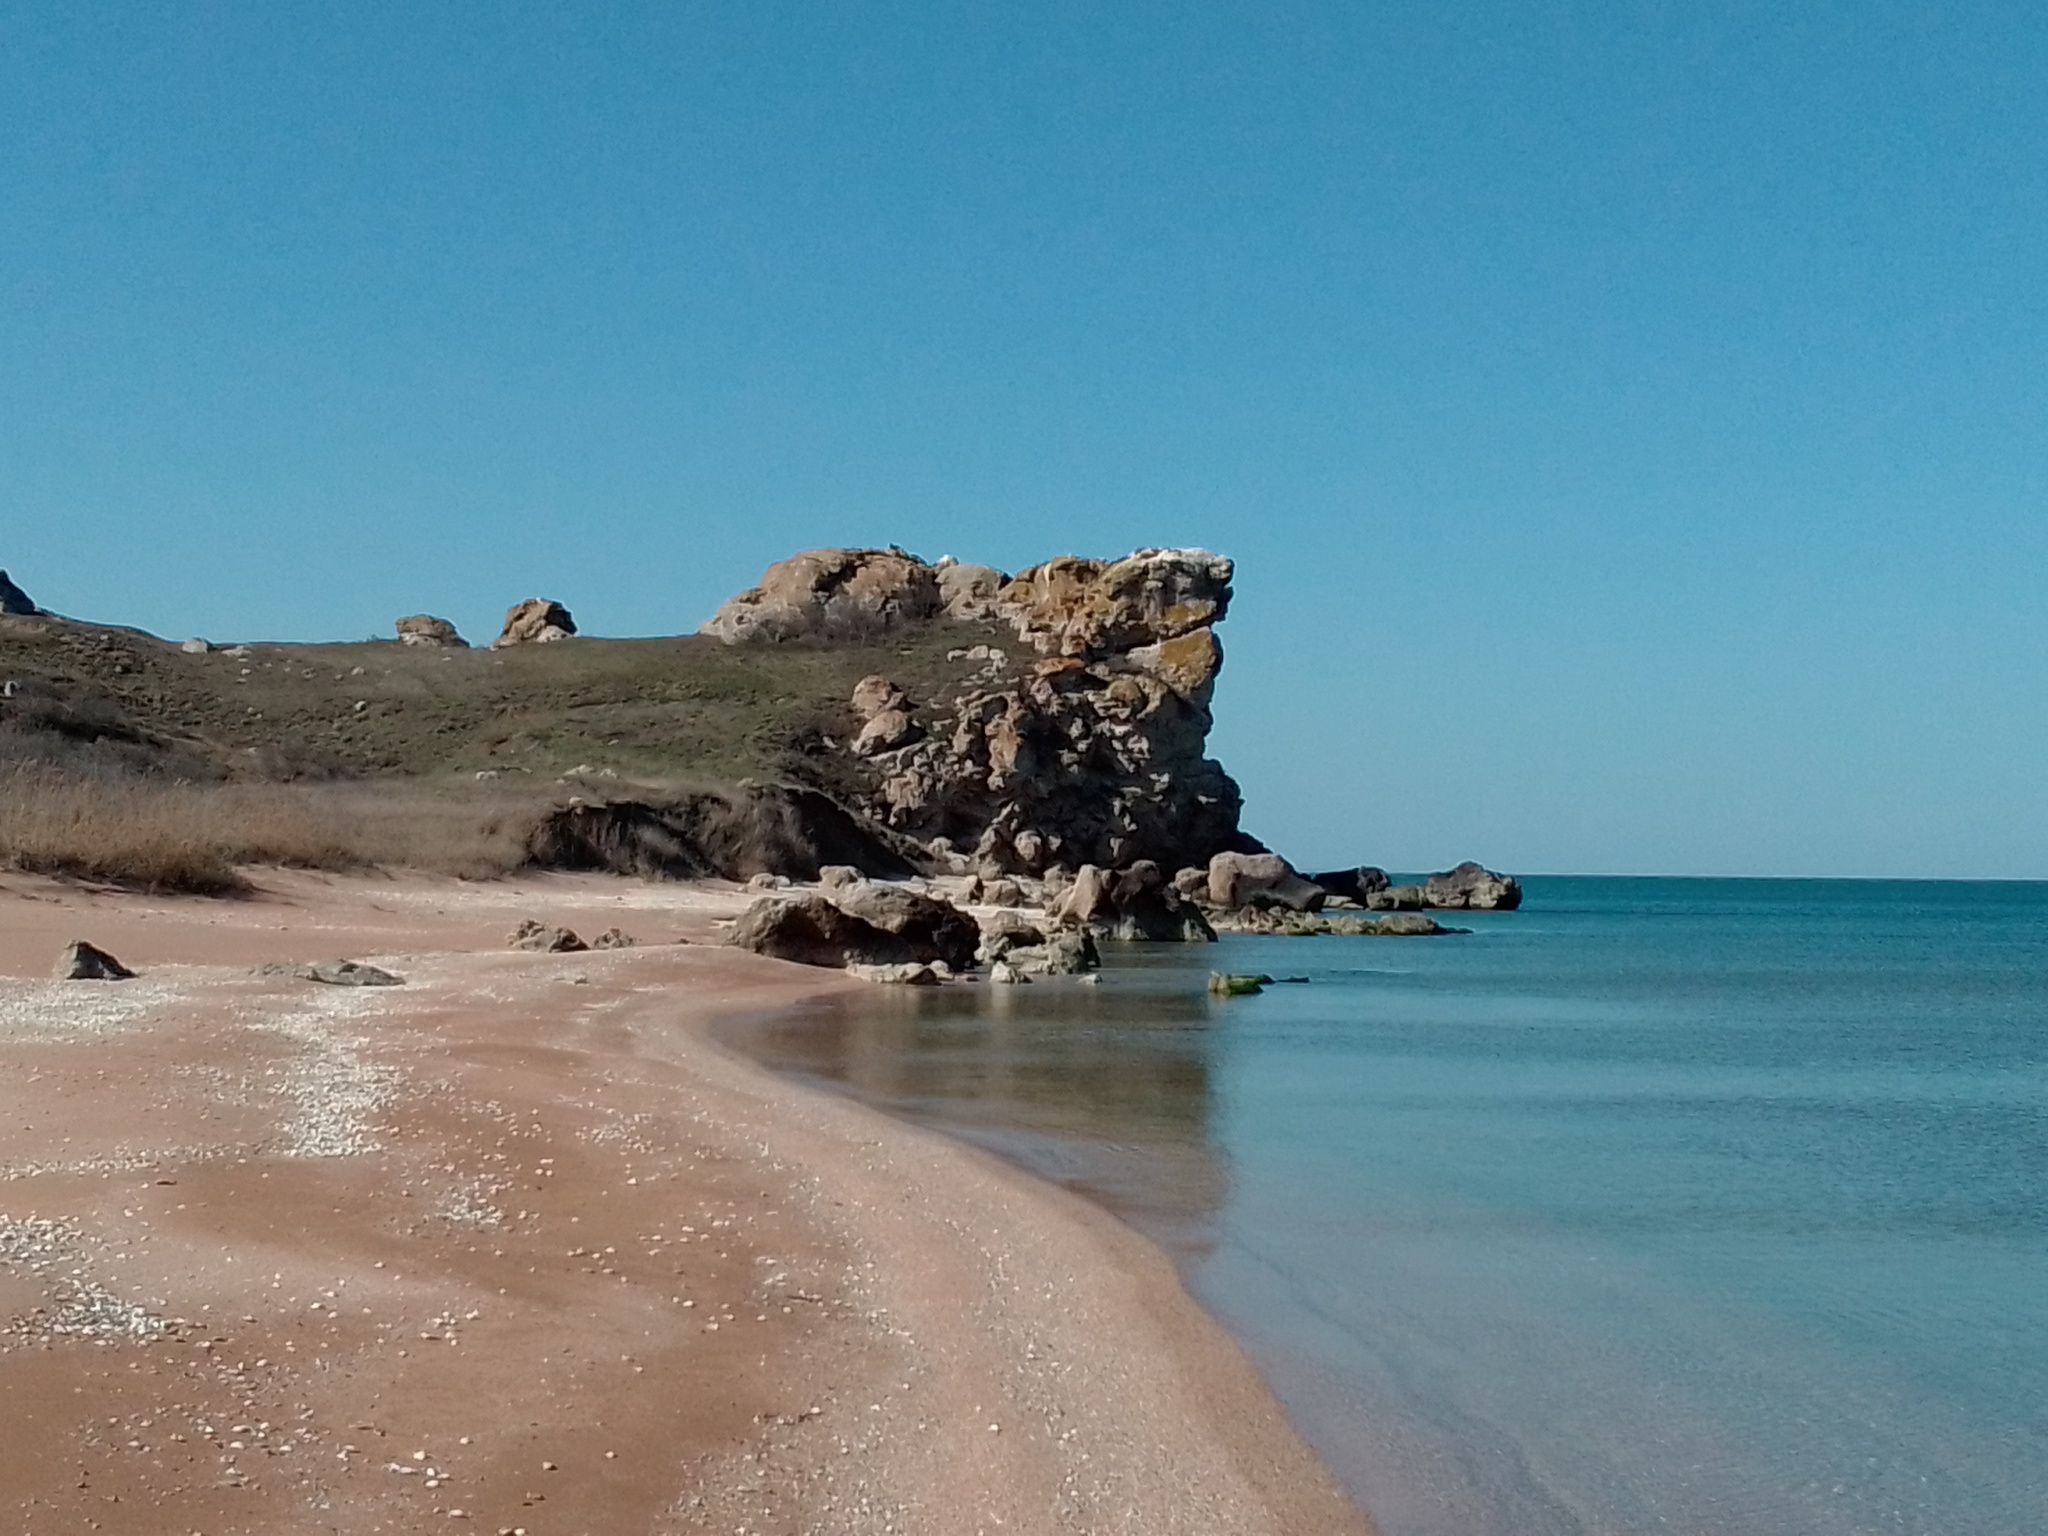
[0,869,1369,1536]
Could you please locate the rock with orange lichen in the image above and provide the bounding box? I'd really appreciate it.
[699,546,1252,874]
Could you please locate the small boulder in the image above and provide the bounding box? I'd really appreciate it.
[180,637,212,655]
[818,865,862,891]
[987,959,1031,984]
[295,959,405,986]
[591,928,637,949]
[0,570,37,617]
[492,599,577,648]
[1424,862,1523,911]
[1207,851,1325,913]
[55,941,134,981]
[509,919,588,953]
[396,615,468,648]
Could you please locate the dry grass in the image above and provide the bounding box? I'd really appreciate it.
[0,767,537,894]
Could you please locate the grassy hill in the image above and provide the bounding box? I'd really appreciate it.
[0,611,1025,890]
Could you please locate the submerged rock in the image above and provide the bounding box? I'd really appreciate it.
[1207,972,1272,997]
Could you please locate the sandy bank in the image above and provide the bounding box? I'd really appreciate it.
[0,870,1369,1534]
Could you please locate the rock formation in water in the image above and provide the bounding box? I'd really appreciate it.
[700,546,1254,876]
[1422,861,1523,910]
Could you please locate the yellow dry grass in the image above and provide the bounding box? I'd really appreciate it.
[0,767,535,893]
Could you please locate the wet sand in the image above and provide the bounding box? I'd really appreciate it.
[0,870,1370,1535]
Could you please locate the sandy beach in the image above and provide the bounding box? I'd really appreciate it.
[0,870,1370,1536]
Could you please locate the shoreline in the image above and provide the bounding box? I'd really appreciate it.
[0,869,1370,1534]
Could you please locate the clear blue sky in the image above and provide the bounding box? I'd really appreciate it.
[4,2,2044,877]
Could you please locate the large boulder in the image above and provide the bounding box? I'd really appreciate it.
[1207,852,1325,913]
[0,570,37,616]
[827,881,980,971]
[730,895,924,969]
[396,615,467,648]
[492,599,577,648]
[1424,862,1522,911]
[698,548,942,644]
[1310,866,1390,904]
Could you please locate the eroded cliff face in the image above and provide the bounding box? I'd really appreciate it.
[699,547,1254,873]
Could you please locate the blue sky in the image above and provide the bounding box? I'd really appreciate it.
[3,2,2044,876]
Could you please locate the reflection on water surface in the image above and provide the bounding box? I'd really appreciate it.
[718,961,1229,1258]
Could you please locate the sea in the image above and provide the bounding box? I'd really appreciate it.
[719,877,2048,1535]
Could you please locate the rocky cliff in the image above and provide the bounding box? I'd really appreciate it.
[700,546,1255,875]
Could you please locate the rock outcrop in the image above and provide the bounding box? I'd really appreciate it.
[0,570,38,617]
[396,615,467,648]
[1424,862,1523,910]
[524,785,918,883]
[700,546,1253,874]
[492,599,576,648]
[698,548,942,644]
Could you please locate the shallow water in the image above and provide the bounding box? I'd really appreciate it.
[722,878,2048,1535]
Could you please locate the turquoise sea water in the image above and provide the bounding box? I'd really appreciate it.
[723,878,2048,1535]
